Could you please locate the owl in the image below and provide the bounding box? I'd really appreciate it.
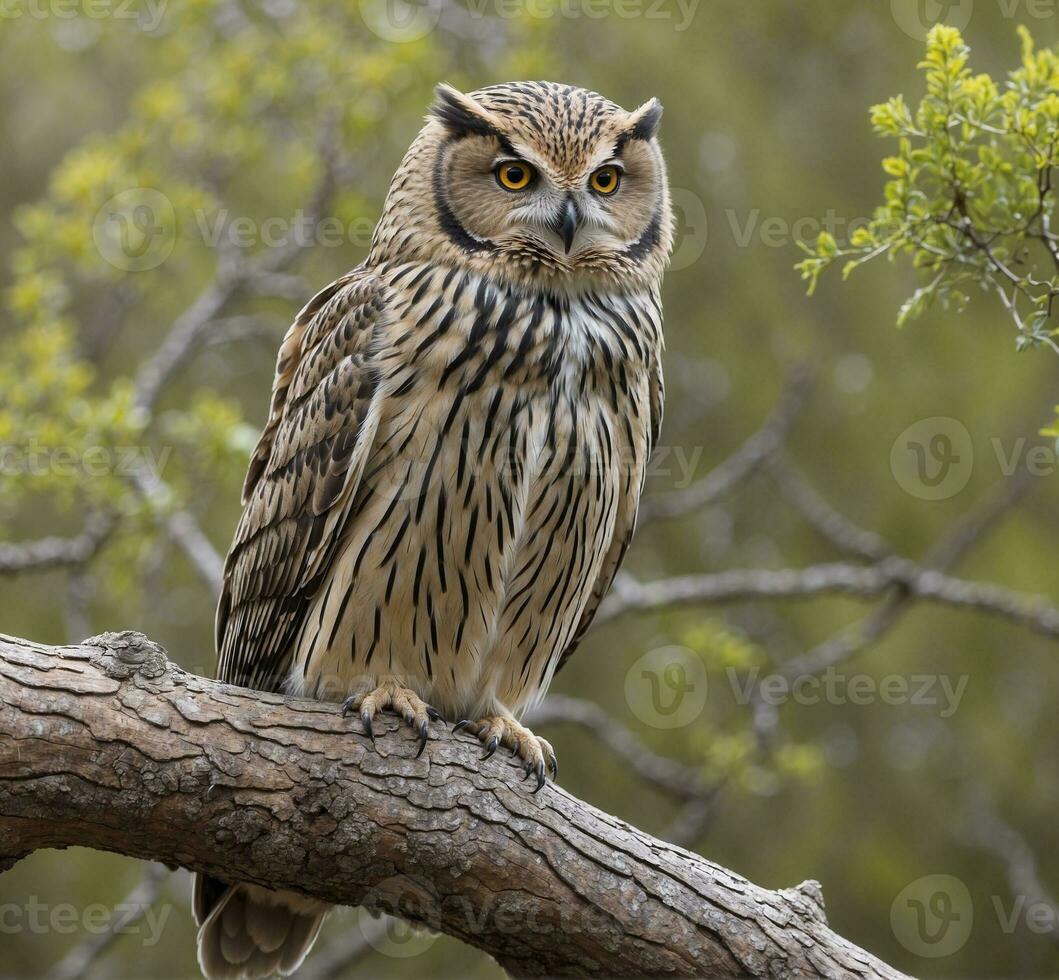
[194,81,672,979]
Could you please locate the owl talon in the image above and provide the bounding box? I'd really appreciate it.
[343,679,437,756]
[456,714,557,792]
[427,706,443,722]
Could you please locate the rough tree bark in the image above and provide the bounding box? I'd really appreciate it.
[0,631,909,979]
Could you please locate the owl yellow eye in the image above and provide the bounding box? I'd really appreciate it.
[590,165,621,195]
[495,161,535,191]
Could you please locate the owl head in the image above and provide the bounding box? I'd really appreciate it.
[371,81,673,292]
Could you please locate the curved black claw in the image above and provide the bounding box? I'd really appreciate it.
[361,709,375,744]
[549,754,559,778]
[341,696,356,716]
[416,720,430,759]
[427,706,443,722]
[482,735,500,760]
[453,719,474,735]
[531,761,547,794]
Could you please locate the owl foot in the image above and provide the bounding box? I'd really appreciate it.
[342,680,442,758]
[453,715,558,793]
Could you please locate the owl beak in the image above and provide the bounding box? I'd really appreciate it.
[553,197,580,254]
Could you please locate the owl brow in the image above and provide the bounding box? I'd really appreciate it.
[491,153,548,176]
[433,97,518,156]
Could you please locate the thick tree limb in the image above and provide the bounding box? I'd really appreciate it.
[0,631,907,979]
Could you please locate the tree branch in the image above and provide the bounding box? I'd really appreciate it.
[598,557,1059,639]
[639,366,812,525]
[0,513,114,576]
[0,631,907,979]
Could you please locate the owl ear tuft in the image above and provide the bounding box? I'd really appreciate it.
[625,98,663,142]
[430,84,502,139]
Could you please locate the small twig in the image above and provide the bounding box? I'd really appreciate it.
[63,566,95,644]
[529,694,718,803]
[958,785,1059,949]
[768,452,893,561]
[0,513,114,575]
[49,863,169,980]
[639,366,812,524]
[130,465,223,594]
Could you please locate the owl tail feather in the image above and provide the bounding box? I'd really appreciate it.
[193,874,329,979]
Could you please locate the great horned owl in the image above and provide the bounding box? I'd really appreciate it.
[195,80,672,979]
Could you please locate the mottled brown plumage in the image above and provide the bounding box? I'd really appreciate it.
[195,80,672,979]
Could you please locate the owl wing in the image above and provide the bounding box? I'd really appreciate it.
[555,352,664,673]
[215,267,388,692]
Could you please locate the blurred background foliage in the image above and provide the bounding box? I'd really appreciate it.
[1,1,1057,977]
